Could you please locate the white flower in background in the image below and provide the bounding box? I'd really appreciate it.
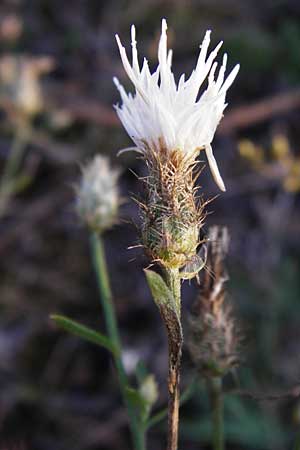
[76,155,120,232]
[0,55,54,117]
[114,19,239,191]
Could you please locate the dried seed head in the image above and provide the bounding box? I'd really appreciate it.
[141,146,206,271]
[188,226,241,377]
[76,155,120,233]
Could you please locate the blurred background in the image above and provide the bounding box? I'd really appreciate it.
[0,0,300,449]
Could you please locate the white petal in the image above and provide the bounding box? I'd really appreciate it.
[205,144,226,191]
[131,25,140,74]
[115,34,136,85]
[115,34,148,103]
[215,53,227,90]
[114,20,239,178]
[208,61,218,85]
[167,49,173,67]
[219,64,240,96]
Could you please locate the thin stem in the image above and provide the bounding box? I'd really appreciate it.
[209,377,224,450]
[90,232,146,450]
[165,268,181,313]
[294,431,300,450]
[147,377,197,430]
[1,122,30,184]
[0,121,30,215]
[165,268,182,450]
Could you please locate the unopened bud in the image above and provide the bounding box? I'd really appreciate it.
[76,155,120,233]
[139,374,158,413]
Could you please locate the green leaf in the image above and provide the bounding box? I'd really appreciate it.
[144,269,175,309]
[50,314,117,355]
[135,360,149,384]
[126,377,159,425]
[144,268,182,343]
[125,386,148,408]
[125,386,149,418]
[147,406,168,430]
[144,269,183,400]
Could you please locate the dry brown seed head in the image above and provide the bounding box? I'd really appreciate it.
[188,226,241,377]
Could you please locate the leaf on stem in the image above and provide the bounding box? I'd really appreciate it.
[144,269,183,395]
[144,269,176,311]
[50,314,117,355]
[126,375,159,425]
[135,360,149,384]
[144,269,182,346]
[125,386,149,410]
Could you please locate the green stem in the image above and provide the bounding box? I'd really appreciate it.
[165,268,181,315]
[0,122,30,214]
[294,431,300,450]
[209,377,224,450]
[165,267,182,450]
[90,232,146,450]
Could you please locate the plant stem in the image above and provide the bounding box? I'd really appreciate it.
[90,232,146,450]
[294,431,300,450]
[165,268,182,450]
[147,377,197,430]
[166,268,181,313]
[0,122,30,215]
[209,377,224,450]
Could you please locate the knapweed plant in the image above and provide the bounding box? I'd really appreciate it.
[114,19,239,450]
[51,18,239,450]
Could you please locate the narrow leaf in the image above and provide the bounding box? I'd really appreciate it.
[144,269,183,408]
[51,314,117,355]
[125,386,148,412]
[144,268,182,354]
[135,360,149,384]
[144,269,175,309]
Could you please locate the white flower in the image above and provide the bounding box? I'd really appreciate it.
[114,19,239,191]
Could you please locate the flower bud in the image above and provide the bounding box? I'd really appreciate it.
[141,148,205,271]
[139,374,159,410]
[76,155,120,233]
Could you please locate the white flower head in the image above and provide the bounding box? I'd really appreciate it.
[114,19,239,191]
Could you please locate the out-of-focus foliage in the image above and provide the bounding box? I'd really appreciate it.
[239,134,300,192]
